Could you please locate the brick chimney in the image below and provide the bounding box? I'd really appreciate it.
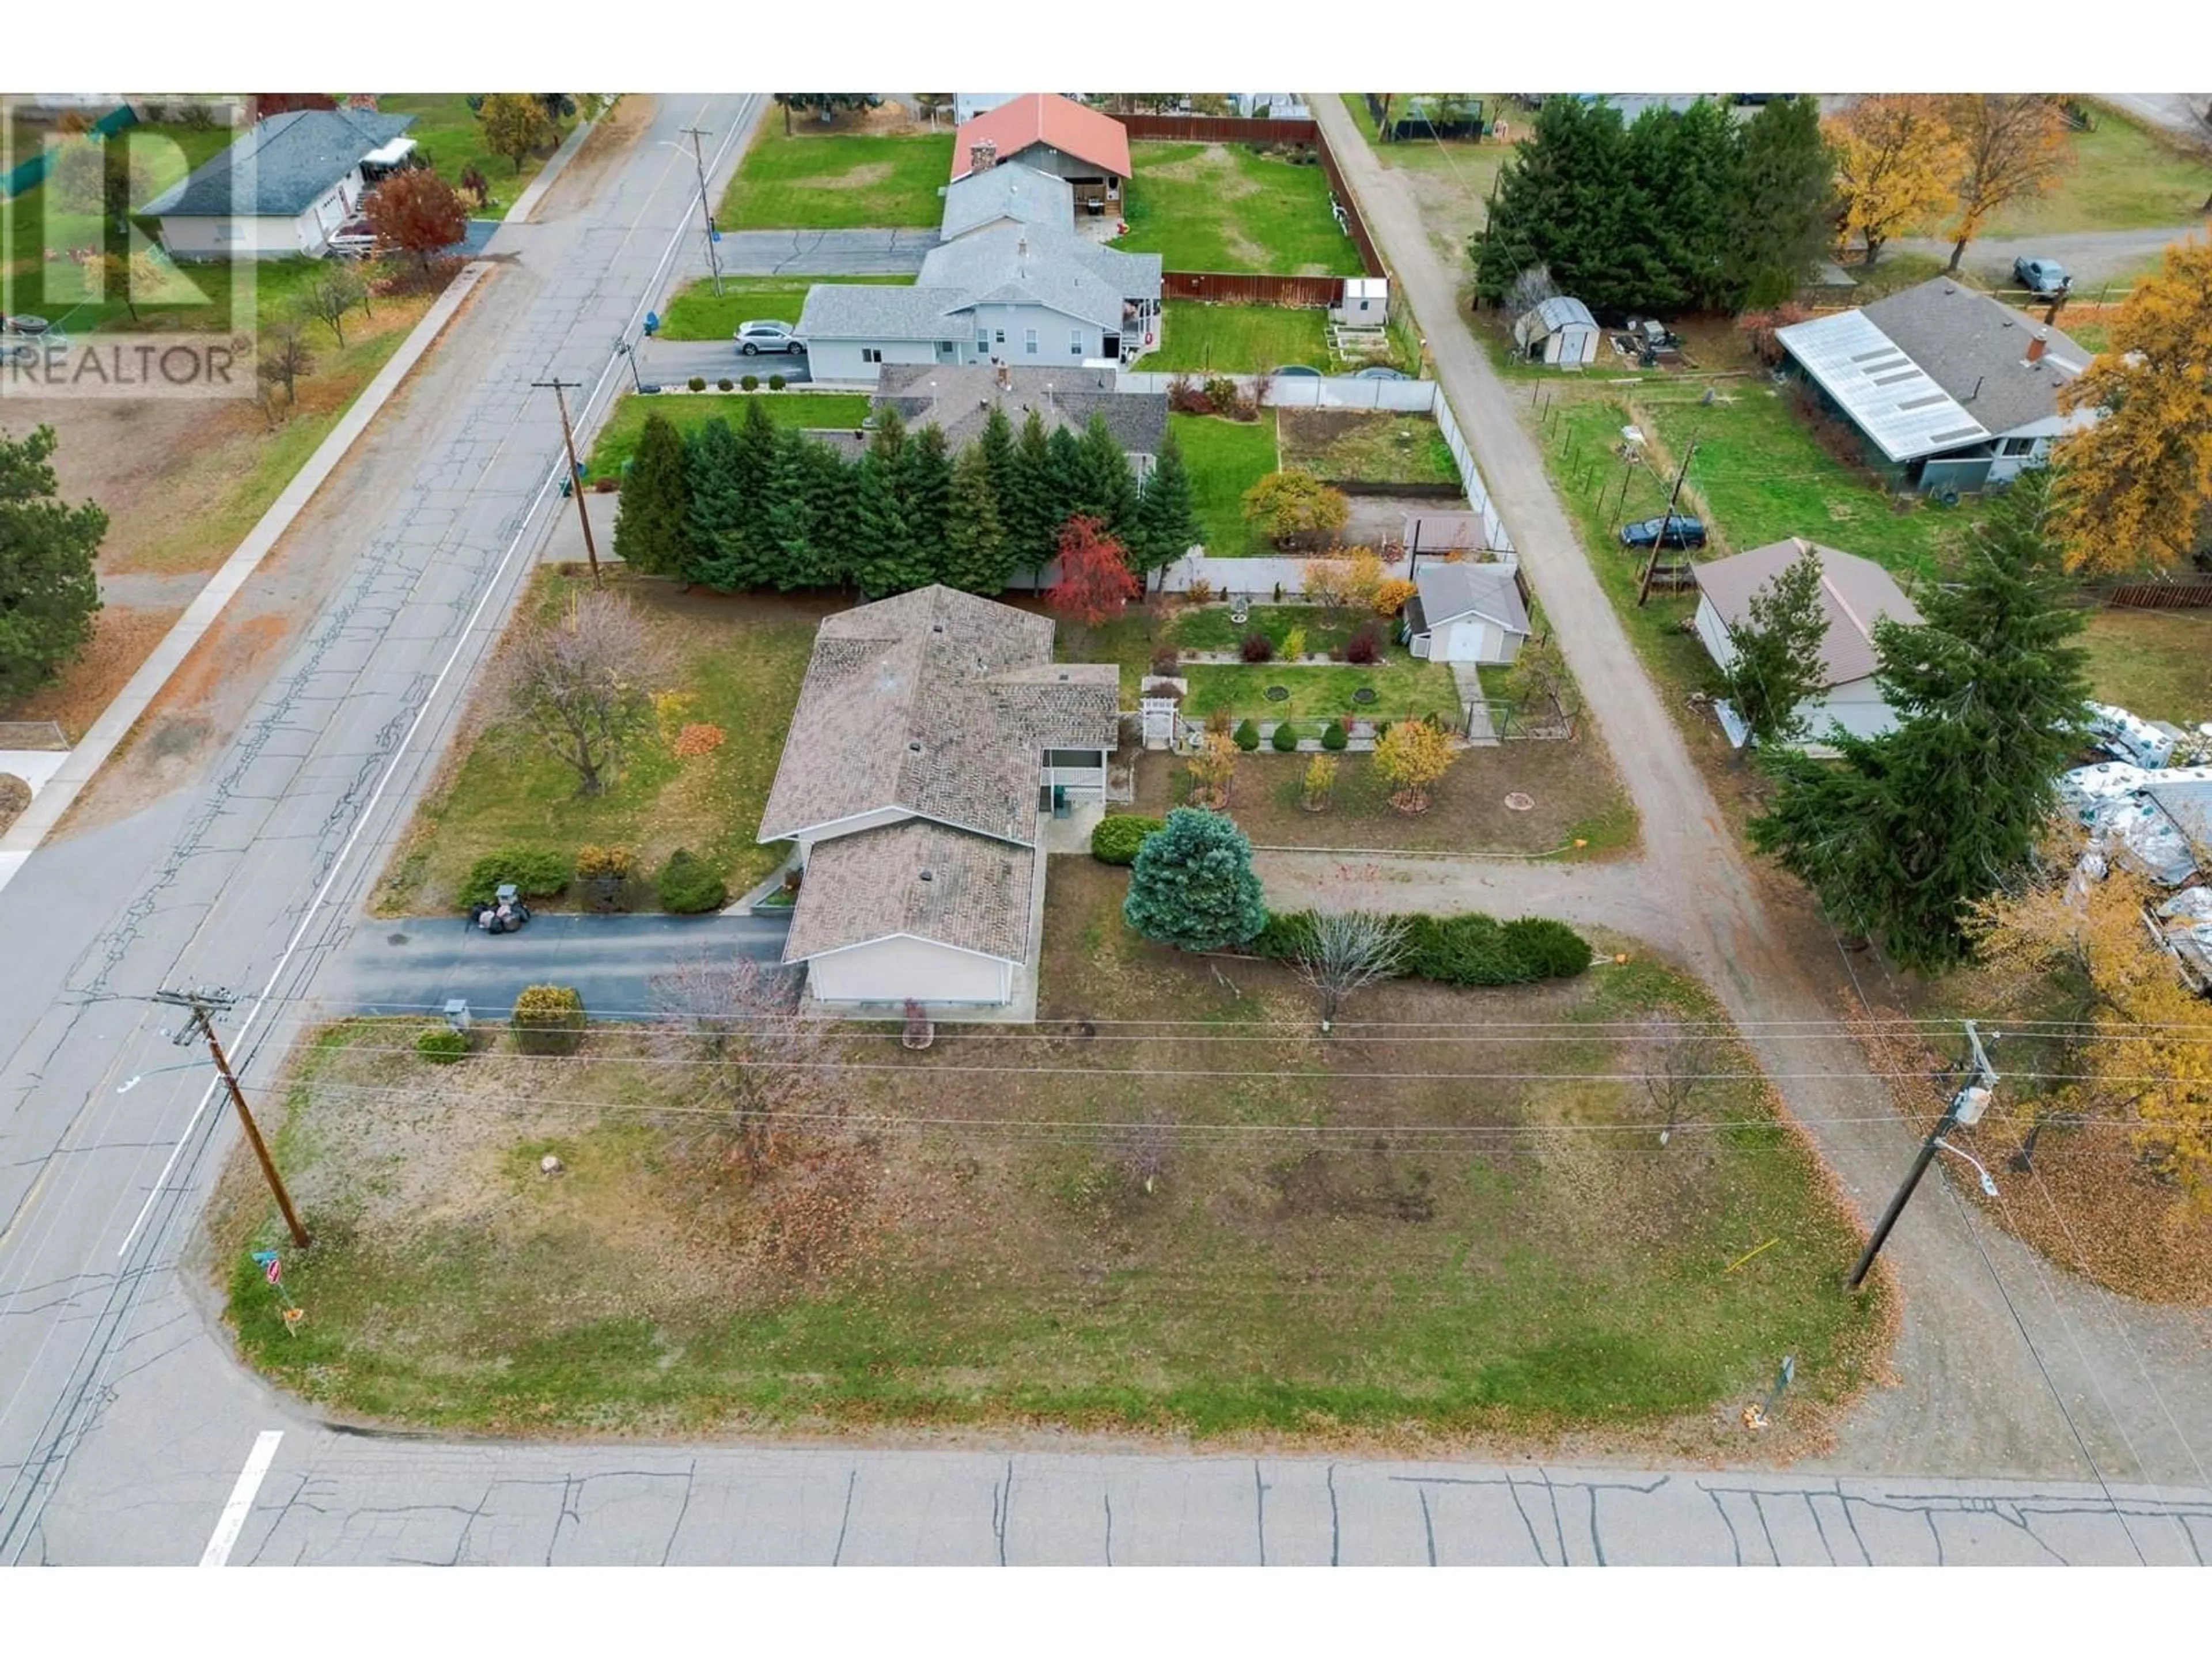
[2027,328,2050,365]
[969,138,997,173]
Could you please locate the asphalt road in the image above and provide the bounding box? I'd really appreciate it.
[710,226,939,276]
[319,911,789,1021]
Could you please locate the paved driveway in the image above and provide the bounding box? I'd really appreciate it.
[711,226,939,276]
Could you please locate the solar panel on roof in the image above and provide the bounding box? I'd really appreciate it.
[1870,370,1923,387]
[1927,425,1984,444]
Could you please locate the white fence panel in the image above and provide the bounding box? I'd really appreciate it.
[1430,389,1514,557]
[1115,372,1438,413]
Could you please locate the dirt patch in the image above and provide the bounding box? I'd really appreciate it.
[1279,409,1459,486]
[0,773,28,835]
[798,160,893,190]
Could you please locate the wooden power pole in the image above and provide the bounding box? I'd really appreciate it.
[679,125,724,297]
[153,988,310,1250]
[533,377,601,586]
[1637,440,1697,608]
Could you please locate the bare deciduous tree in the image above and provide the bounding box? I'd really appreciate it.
[1294,871,1410,1029]
[647,953,841,1181]
[302,261,368,346]
[255,312,315,408]
[1634,1015,1725,1146]
[498,588,671,794]
[1505,262,1559,319]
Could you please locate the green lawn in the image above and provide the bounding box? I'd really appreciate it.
[373,573,824,915]
[657,274,908,340]
[1149,301,1331,373]
[1171,410,1279,554]
[224,857,1888,1442]
[1168,603,1384,658]
[719,128,952,229]
[378,94,571,219]
[585,391,873,478]
[1938,103,2212,237]
[2081,607,2212,724]
[1183,660,1461,728]
[1118,141,1365,275]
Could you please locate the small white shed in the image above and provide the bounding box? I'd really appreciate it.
[1331,276,1389,325]
[1402,559,1529,666]
[1512,296,1600,367]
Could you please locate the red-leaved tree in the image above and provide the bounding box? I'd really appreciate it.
[1044,516,1139,637]
[362,168,468,269]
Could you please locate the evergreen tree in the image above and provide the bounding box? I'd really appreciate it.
[758,429,837,591]
[1122,807,1268,953]
[851,410,930,597]
[1007,408,1059,581]
[1044,425,1084,535]
[900,422,955,579]
[1727,96,1838,310]
[976,402,1019,518]
[1070,411,1137,537]
[1128,425,1203,581]
[940,444,1012,594]
[1748,471,2090,972]
[732,395,781,529]
[611,412,696,580]
[1720,541,1830,749]
[0,423,105,700]
[796,436,857,589]
[683,417,750,588]
[1473,97,1630,310]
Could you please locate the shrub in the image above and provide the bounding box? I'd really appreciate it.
[415,1025,469,1064]
[1281,625,1307,661]
[1233,718,1261,751]
[1321,720,1348,751]
[575,844,634,881]
[1301,753,1337,810]
[1187,577,1215,604]
[1202,375,1240,414]
[1205,707,1233,736]
[1150,644,1181,676]
[1092,813,1165,865]
[512,984,585,1056]
[1240,631,1274,664]
[1166,373,1211,415]
[718,377,736,392]
[1373,577,1418,617]
[1344,626,1380,665]
[1142,678,1182,699]
[740,374,757,391]
[1503,916,1593,979]
[767,374,785,391]
[1249,910,1315,960]
[656,848,728,914]
[1123,808,1267,952]
[1273,582,1285,603]
[459,847,571,906]
[1271,721,1300,752]
[687,375,706,392]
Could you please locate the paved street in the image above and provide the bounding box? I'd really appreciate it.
[708,226,940,275]
[1885,224,2207,290]
[1309,93,2212,1496]
[317,911,789,1020]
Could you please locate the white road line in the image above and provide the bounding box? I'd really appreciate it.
[198,1430,282,1567]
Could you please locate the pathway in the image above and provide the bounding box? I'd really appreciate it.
[1312,92,2212,1494]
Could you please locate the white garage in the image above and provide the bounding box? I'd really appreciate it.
[1402,559,1530,666]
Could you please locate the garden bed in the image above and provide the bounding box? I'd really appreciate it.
[215,858,1884,1449]
[1278,408,1459,486]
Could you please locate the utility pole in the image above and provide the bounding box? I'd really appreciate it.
[680,125,723,297]
[1637,439,1696,607]
[153,988,310,1250]
[1847,1022,1998,1291]
[532,377,601,586]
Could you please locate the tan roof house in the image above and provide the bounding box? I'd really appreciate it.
[1691,538,1922,754]
[758,585,1118,1009]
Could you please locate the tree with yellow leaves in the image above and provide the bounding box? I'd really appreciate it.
[1372,719,1455,813]
[1185,730,1238,810]
[1943,94,2072,274]
[1825,95,1962,267]
[1969,834,2212,1212]
[2050,237,2212,575]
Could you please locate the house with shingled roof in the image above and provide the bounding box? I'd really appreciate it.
[950,94,1132,221]
[141,107,416,260]
[1774,276,2099,497]
[1691,538,1922,754]
[758,585,1119,1009]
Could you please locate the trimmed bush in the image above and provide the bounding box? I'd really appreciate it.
[1344,624,1381,665]
[512,984,585,1056]
[1503,916,1594,979]
[1240,631,1274,664]
[656,848,729,914]
[1249,910,1315,960]
[1233,718,1261,752]
[687,375,706,392]
[718,377,735,392]
[1321,720,1349,751]
[1150,644,1181,676]
[415,1025,469,1065]
[1092,813,1165,866]
[575,844,635,881]
[460,847,571,907]
[1270,721,1300,752]
[767,374,786,391]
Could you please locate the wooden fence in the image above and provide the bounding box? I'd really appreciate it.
[1315,137,1385,278]
[2105,581,2212,611]
[1116,113,1319,146]
[1160,270,1347,307]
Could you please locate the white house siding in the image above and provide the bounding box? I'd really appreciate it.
[1696,596,1901,747]
[804,335,957,384]
[157,173,359,261]
[805,934,1015,1006]
[968,301,1104,367]
[1692,596,1736,675]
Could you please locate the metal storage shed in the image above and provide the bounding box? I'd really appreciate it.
[1512,296,1600,367]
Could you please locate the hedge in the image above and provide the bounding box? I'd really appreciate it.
[460,846,572,907]
[1092,813,1165,865]
[1270,721,1300,752]
[1250,908,1590,987]
[415,1026,469,1064]
[512,984,585,1056]
[657,847,729,914]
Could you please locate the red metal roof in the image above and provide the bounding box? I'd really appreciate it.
[949,94,1131,183]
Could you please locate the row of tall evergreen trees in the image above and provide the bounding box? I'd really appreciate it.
[612,398,1203,600]
[1473,95,1836,317]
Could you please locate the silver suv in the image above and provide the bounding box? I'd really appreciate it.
[734,320,805,355]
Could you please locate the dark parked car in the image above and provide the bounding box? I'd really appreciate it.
[1619,514,1706,551]
[2012,256,2071,297]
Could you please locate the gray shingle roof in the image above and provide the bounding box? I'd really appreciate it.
[985,662,1122,748]
[142,109,415,218]
[1411,560,1529,636]
[940,161,1073,240]
[757,585,1116,847]
[874,363,1165,455]
[796,284,968,343]
[783,820,1033,964]
[1694,537,1921,688]
[918,221,1161,325]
